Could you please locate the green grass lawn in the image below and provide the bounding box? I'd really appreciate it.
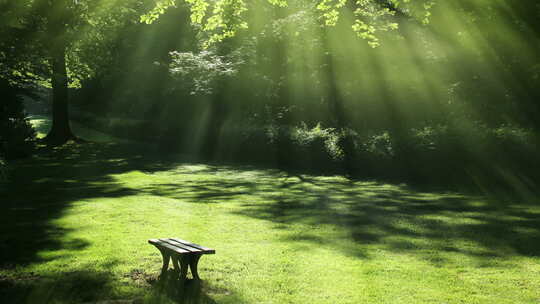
[1,119,539,303]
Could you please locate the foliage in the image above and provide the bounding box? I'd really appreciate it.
[292,122,343,161]
[361,131,394,158]
[0,3,48,88]
[142,0,436,47]
[405,123,537,157]
[169,50,240,95]
[0,79,36,160]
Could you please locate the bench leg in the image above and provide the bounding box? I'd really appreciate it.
[158,249,171,277]
[189,254,202,280]
[179,256,189,281]
[171,255,180,274]
[159,253,203,281]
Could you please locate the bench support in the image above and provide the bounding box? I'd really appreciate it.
[159,252,203,281]
[158,248,171,278]
[189,254,202,280]
[149,238,214,282]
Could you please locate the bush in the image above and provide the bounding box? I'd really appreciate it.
[490,124,537,154]
[360,131,394,158]
[384,122,540,185]
[291,123,343,166]
[407,122,537,160]
[0,80,36,160]
[217,122,344,171]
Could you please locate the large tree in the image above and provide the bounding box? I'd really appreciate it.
[0,0,147,144]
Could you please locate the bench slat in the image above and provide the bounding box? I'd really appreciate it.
[148,239,190,254]
[171,238,215,254]
[159,238,202,253]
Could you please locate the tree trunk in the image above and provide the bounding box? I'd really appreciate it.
[45,2,75,144]
[46,41,74,143]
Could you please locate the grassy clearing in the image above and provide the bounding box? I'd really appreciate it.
[0,119,539,303]
[29,114,129,143]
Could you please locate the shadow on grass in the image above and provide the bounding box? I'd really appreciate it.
[0,141,243,303]
[146,272,222,304]
[0,265,224,304]
[0,267,117,303]
[0,141,195,268]
[126,268,245,304]
[4,139,538,266]
[138,168,540,265]
[249,176,540,262]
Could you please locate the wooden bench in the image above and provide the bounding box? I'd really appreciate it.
[149,238,215,281]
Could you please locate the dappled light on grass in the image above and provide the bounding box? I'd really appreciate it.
[139,165,540,262]
[28,113,130,143]
[1,141,539,303]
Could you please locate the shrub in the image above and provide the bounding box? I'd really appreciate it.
[361,131,394,158]
[290,123,344,169]
[490,124,536,152]
[220,122,344,170]
[0,80,36,160]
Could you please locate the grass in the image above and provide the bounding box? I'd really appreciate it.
[0,117,539,303]
[28,114,128,143]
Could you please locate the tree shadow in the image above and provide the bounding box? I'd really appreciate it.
[236,175,540,263]
[133,167,540,265]
[148,273,218,304]
[1,141,251,303]
[0,265,119,303]
[0,141,201,269]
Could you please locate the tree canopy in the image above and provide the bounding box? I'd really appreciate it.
[142,0,435,47]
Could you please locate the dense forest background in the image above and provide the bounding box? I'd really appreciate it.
[2,0,540,196]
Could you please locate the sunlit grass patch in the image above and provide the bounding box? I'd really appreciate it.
[29,114,128,143]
